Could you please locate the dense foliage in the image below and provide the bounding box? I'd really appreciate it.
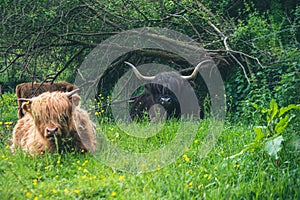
[1,1,299,117]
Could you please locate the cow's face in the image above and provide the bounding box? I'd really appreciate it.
[144,82,180,116]
[21,90,80,148]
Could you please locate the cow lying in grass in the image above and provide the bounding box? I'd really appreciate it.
[11,89,97,155]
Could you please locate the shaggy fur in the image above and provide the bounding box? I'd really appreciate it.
[16,81,78,119]
[11,91,96,155]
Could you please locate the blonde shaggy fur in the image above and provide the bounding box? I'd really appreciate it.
[16,81,78,119]
[11,91,96,155]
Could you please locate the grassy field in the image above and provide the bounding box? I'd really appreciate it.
[0,93,299,199]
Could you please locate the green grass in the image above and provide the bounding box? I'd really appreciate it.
[0,93,299,199]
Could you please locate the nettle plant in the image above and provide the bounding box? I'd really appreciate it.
[228,99,300,160]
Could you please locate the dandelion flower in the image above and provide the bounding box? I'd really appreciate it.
[52,189,58,194]
[119,176,125,181]
[183,154,190,162]
[64,189,69,194]
[111,192,117,197]
[74,189,80,194]
[25,192,32,198]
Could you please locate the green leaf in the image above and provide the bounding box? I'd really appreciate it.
[275,115,289,135]
[269,99,278,121]
[279,104,300,117]
[264,136,284,160]
[253,126,266,141]
[252,103,260,110]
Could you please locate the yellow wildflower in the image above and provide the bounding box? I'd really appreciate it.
[204,174,212,180]
[183,154,190,162]
[234,164,240,168]
[111,192,117,197]
[119,176,125,181]
[25,192,32,198]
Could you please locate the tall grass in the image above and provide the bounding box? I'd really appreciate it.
[0,93,299,199]
[0,120,299,199]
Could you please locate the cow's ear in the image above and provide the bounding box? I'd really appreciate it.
[69,94,81,106]
[21,101,32,113]
[144,84,153,93]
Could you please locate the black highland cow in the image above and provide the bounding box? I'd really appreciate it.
[126,60,211,121]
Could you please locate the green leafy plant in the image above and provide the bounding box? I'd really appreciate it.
[228,99,300,160]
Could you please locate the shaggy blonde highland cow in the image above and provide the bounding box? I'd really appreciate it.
[11,89,97,155]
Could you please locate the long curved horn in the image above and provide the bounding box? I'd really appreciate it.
[18,98,33,102]
[124,61,155,81]
[181,60,214,80]
[66,88,80,97]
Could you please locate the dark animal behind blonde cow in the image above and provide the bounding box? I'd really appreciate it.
[125,60,212,121]
[11,89,96,155]
[16,81,78,119]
